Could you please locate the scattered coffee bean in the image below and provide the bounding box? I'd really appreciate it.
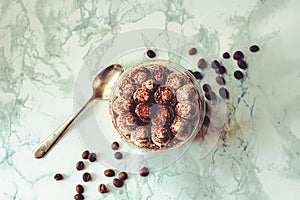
[222,52,230,59]
[82,172,92,182]
[76,161,85,171]
[237,60,248,69]
[205,91,217,101]
[216,76,226,85]
[233,51,244,60]
[146,50,156,58]
[113,178,124,188]
[74,193,84,200]
[249,45,260,52]
[197,58,207,69]
[88,153,97,162]
[54,173,63,181]
[211,60,221,69]
[118,172,128,181]
[234,70,244,80]
[98,184,109,193]
[82,150,89,159]
[139,167,150,177]
[215,66,227,74]
[111,141,119,150]
[76,184,84,194]
[203,115,210,126]
[202,84,211,92]
[114,152,123,160]
[219,87,230,99]
[192,71,203,80]
[104,169,115,177]
[188,47,197,55]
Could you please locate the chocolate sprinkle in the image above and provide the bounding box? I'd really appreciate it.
[249,45,260,52]
[234,70,244,80]
[222,52,230,59]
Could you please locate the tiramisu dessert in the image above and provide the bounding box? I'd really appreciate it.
[110,60,205,151]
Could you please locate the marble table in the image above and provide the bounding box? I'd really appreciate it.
[1,0,300,199]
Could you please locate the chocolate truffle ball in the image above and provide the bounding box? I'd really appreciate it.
[154,86,174,105]
[131,67,149,85]
[135,103,151,123]
[151,126,171,147]
[133,88,150,103]
[166,72,185,90]
[149,65,169,83]
[175,101,198,119]
[151,105,175,127]
[112,97,134,114]
[116,113,137,132]
[115,77,137,98]
[142,79,157,91]
[131,126,151,147]
[170,116,192,141]
[176,84,198,102]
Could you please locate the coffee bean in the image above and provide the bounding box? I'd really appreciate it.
[88,153,97,162]
[222,52,230,59]
[234,70,244,80]
[192,71,203,80]
[54,173,63,181]
[139,167,149,177]
[104,169,115,177]
[188,47,197,55]
[203,115,210,126]
[76,161,85,171]
[237,60,248,69]
[249,45,260,52]
[146,50,156,58]
[111,141,119,150]
[82,150,89,159]
[118,172,128,181]
[98,184,109,193]
[202,84,211,92]
[216,76,225,85]
[233,51,244,60]
[74,194,84,200]
[113,178,124,187]
[205,91,217,101]
[82,172,91,182]
[197,58,207,69]
[219,87,230,99]
[215,66,227,74]
[114,152,123,160]
[211,60,221,69]
[76,184,84,194]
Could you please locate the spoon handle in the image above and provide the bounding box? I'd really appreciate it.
[33,97,94,158]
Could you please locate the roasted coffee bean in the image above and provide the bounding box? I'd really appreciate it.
[205,91,217,101]
[234,70,244,80]
[202,84,211,92]
[219,87,230,99]
[104,169,115,177]
[118,172,128,181]
[76,184,84,194]
[211,60,221,69]
[98,184,109,193]
[139,167,150,177]
[188,47,197,55]
[216,76,226,85]
[215,66,227,74]
[74,193,84,200]
[146,50,156,58]
[192,71,203,80]
[76,161,85,171]
[54,173,63,181]
[114,152,123,160]
[233,51,244,60]
[82,172,91,182]
[197,58,207,69]
[111,141,119,150]
[203,115,210,126]
[237,60,248,69]
[88,153,97,162]
[82,150,89,159]
[113,178,124,187]
[222,52,230,59]
[249,45,260,52]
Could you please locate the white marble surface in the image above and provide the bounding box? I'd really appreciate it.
[1,0,300,199]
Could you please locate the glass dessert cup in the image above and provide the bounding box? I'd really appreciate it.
[109,59,206,152]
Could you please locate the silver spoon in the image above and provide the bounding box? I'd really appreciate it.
[33,64,124,158]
